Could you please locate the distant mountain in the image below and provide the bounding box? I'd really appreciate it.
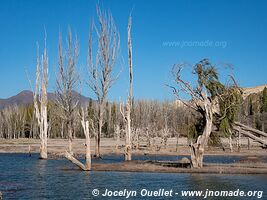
[0,90,93,109]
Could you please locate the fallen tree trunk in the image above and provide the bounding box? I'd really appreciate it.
[64,151,90,171]
[234,122,267,137]
[233,126,267,146]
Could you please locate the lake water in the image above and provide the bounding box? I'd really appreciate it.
[0,154,266,200]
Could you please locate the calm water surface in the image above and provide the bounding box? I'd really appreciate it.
[0,154,266,200]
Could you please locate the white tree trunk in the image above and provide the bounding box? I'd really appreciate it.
[32,42,48,159]
[81,120,91,170]
[229,135,233,153]
[95,108,102,158]
[125,106,132,161]
[115,124,120,150]
[190,104,213,168]
[176,132,180,152]
[67,122,73,155]
[64,152,89,171]
[61,121,64,138]
[123,14,133,161]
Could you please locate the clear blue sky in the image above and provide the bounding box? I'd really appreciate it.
[0,0,267,101]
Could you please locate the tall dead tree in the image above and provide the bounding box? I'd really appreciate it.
[56,29,80,155]
[120,14,133,161]
[171,59,241,168]
[32,41,48,159]
[87,6,120,158]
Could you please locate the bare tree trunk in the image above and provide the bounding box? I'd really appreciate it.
[13,121,17,139]
[55,28,80,156]
[95,108,102,158]
[136,129,140,150]
[120,14,133,161]
[61,121,64,138]
[31,40,48,159]
[190,107,213,168]
[176,132,180,152]
[229,135,233,153]
[81,112,91,170]
[115,124,120,150]
[67,122,73,155]
[125,108,132,161]
[64,152,89,171]
[30,119,34,138]
[120,101,132,161]
[161,117,169,149]
[87,6,120,158]
[85,131,91,169]
[228,129,233,152]
[237,130,241,152]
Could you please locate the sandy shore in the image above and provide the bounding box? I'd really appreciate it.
[0,137,266,156]
[89,161,267,174]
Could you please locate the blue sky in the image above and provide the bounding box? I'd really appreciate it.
[0,0,267,101]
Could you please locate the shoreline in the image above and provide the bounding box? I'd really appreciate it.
[89,161,267,175]
[0,137,266,156]
[1,151,267,158]
[1,138,267,175]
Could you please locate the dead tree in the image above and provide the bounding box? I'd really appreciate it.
[160,109,169,149]
[55,29,80,155]
[171,67,212,168]
[229,131,233,152]
[131,128,140,150]
[119,14,133,161]
[32,41,49,159]
[87,6,120,158]
[115,124,120,150]
[64,108,92,171]
[170,59,241,168]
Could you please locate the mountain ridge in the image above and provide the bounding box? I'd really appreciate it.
[0,90,92,109]
[1,84,267,109]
